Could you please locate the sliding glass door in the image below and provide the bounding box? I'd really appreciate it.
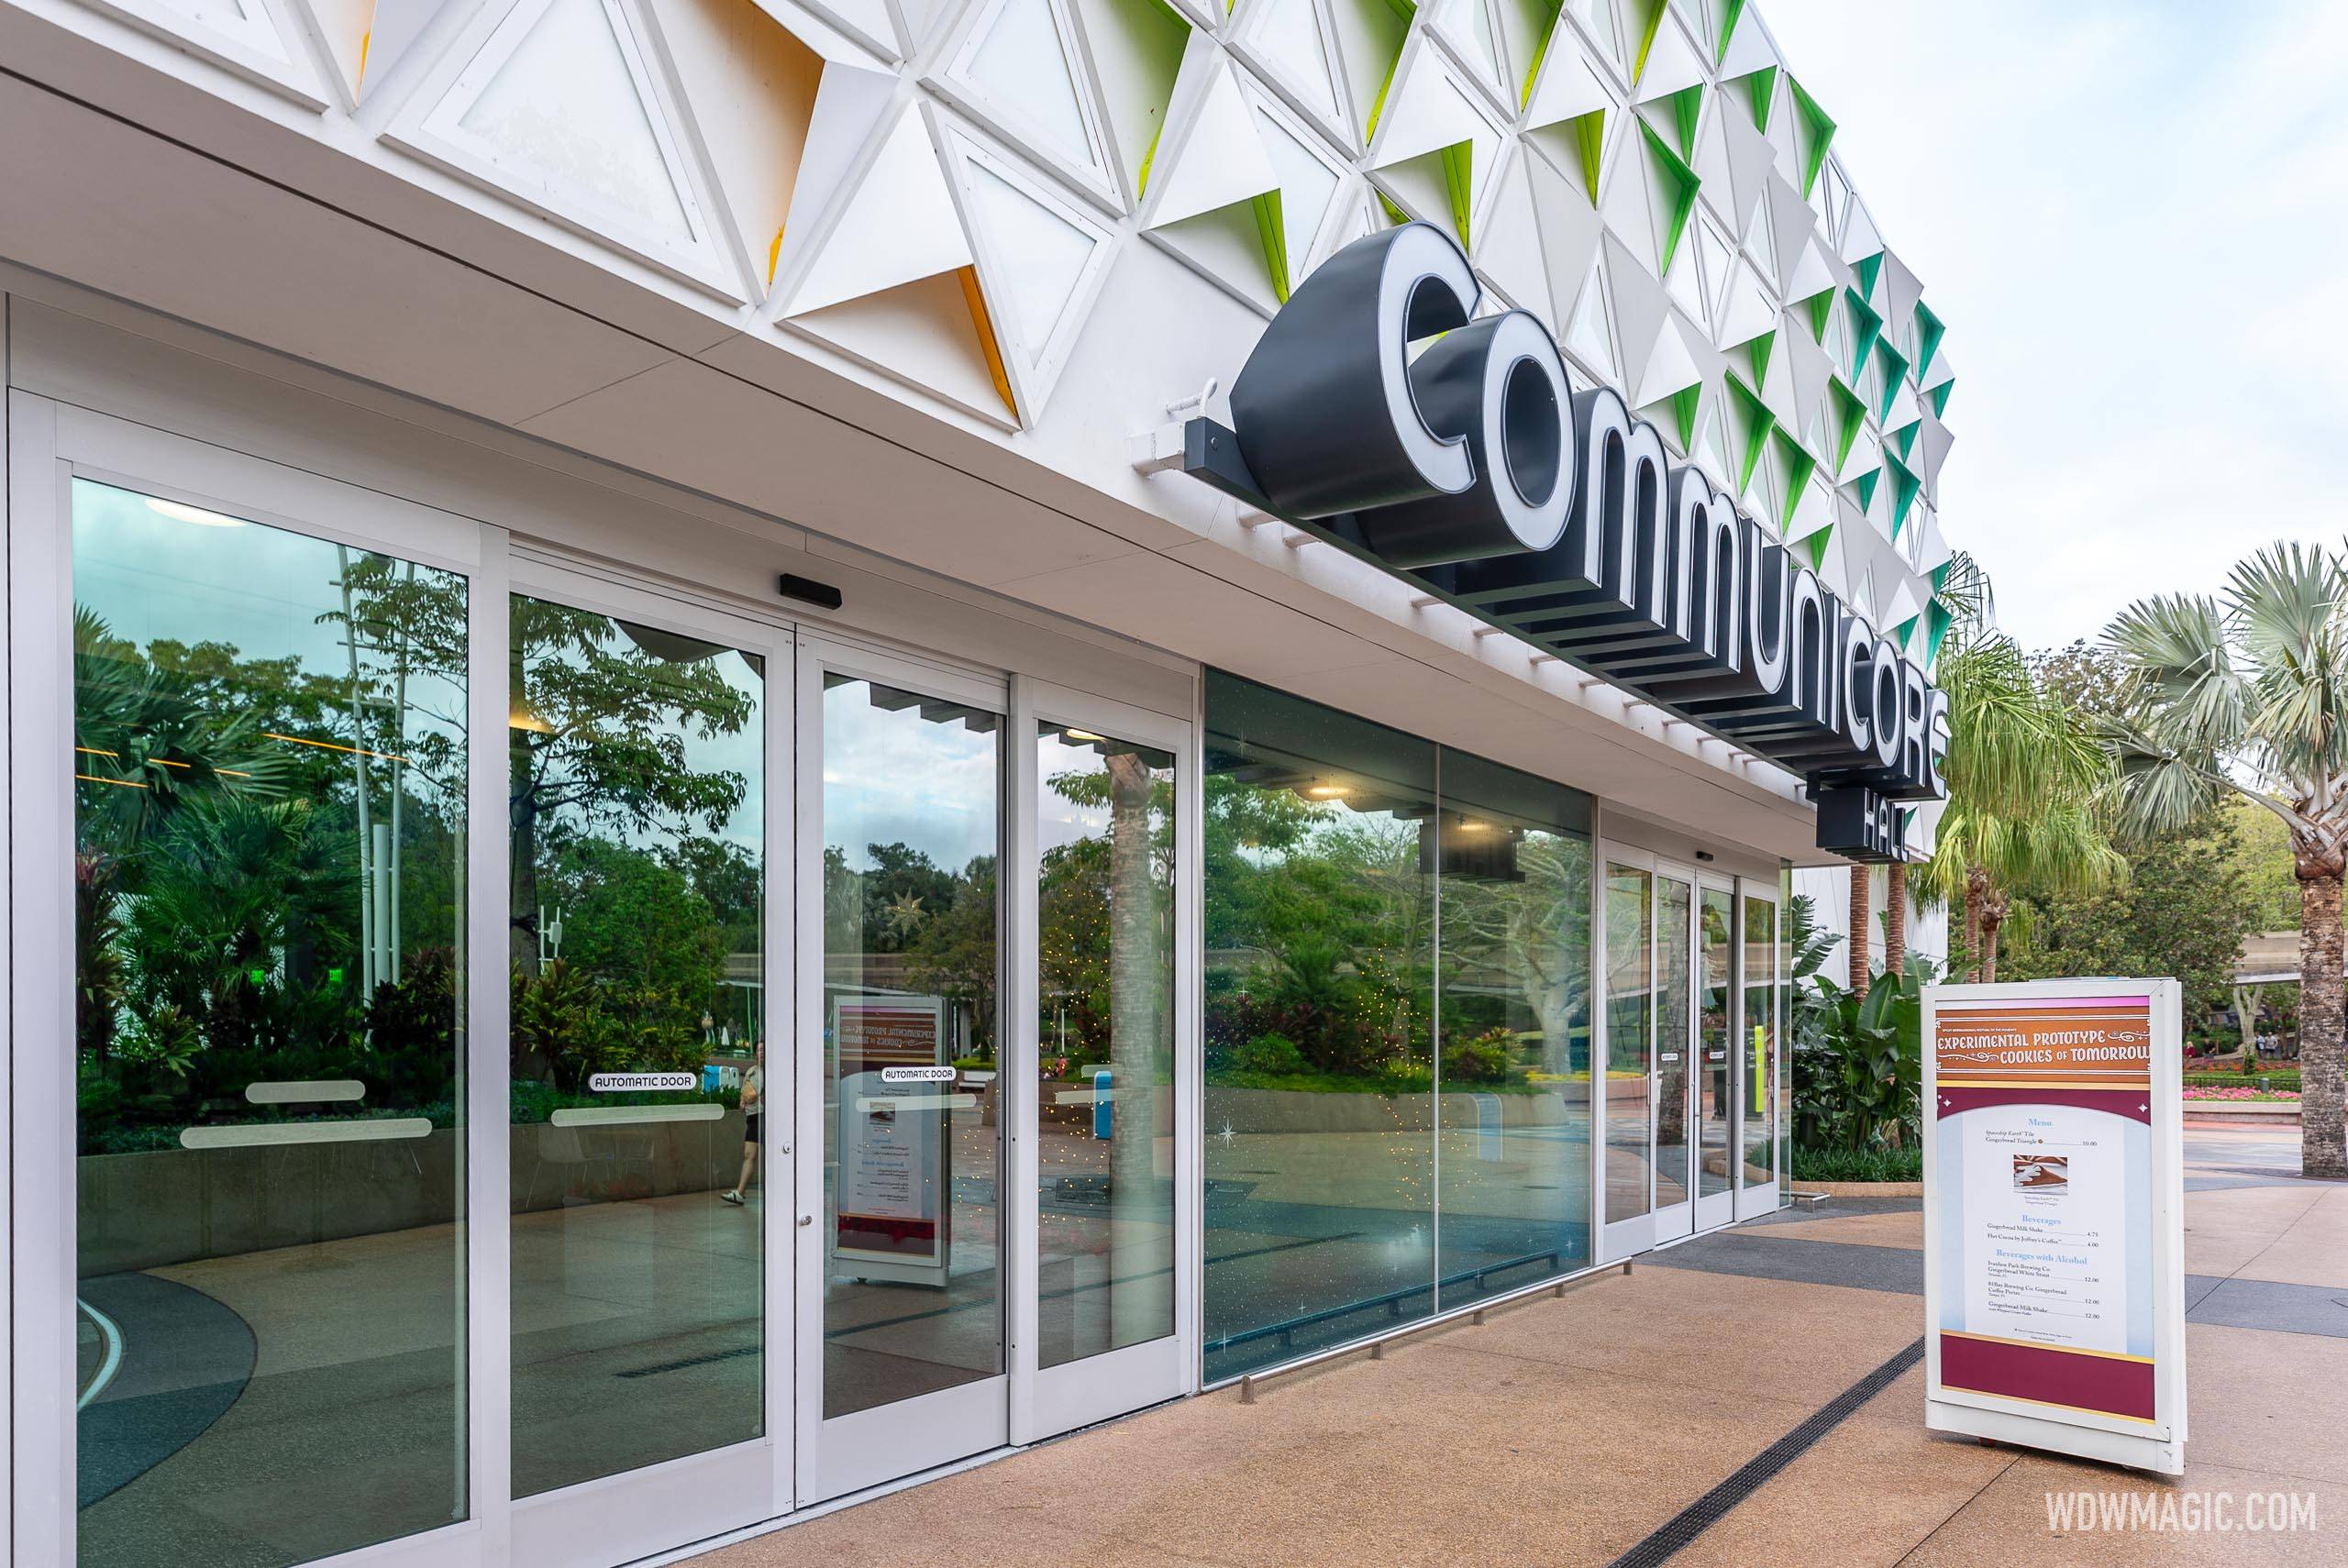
[503,564,790,1566]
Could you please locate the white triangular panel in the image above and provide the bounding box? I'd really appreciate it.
[1235,0,1349,143]
[1526,143,1606,319]
[934,0,1116,203]
[1713,256,1773,351]
[1146,60,1280,228]
[1633,14,1704,99]
[1782,474,1833,547]
[1717,3,1773,77]
[784,105,974,315]
[407,0,740,293]
[1247,84,1354,289]
[1474,146,1553,315]
[1563,256,1618,379]
[1633,309,1702,409]
[1883,378,1921,436]
[1839,193,1883,269]
[800,0,898,57]
[1718,94,1776,241]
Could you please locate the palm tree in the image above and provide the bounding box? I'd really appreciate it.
[2098,543,2348,1179]
[1915,584,2124,984]
[1847,866,1871,984]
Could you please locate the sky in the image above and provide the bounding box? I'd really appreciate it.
[1762,0,2348,653]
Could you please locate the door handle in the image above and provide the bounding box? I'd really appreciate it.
[798,1215,813,1228]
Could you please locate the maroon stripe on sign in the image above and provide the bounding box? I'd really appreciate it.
[1939,1332,2154,1421]
[1936,1085,2150,1123]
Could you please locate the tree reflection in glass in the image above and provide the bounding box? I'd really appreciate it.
[505,595,765,1497]
[1036,725,1176,1366]
[71,480,469,1566]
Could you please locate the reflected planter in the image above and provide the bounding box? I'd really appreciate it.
[76,1110,749,1275]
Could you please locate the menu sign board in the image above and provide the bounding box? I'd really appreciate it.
[1922,979,2187,1474]
[833,997,951,1288]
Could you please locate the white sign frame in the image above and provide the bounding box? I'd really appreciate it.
[1921,977,2187,1474]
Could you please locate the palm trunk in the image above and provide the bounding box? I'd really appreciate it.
[1963,866,1988,982]
[1103,751,1167,1326]
[2298,868,2346,1179]
[1847,865,1871,986]
[1885,863,1908,977]
[1979,888,2009,984]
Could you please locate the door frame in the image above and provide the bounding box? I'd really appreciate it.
[1007,677,1198,1445]
[1693,873,1741,1233]
[1593,842,1655,1263]
[1733,879,1783,1221]
[500,550,798,1566]
[10,397,509,1568]
[1646,860,1699,1242]
[792,629,1015,1505]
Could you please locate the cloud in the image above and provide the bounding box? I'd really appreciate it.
[1760,0,2348,650]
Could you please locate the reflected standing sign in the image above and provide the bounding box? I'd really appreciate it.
[832,995,953,1288]
[1921,978,2187,1474]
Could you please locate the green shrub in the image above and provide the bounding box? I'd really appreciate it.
[1232,1032,1308,1077]
[1442,1029,1514,1085]
[1789,1143,1923,1184]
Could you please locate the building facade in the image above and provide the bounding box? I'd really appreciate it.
[0,0,1959,1562]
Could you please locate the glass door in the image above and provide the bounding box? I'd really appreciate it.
[1737,888,1782,1220]
[503,563,790,1566]
[1013,684,1192,1442]
[1599,858,1654,1259]
[1649,868,1696,1239]
[797,638,1010,1501]
[1696,881,1738,1231]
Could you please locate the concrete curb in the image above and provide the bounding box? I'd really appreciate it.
[1789,1180,1925,1198]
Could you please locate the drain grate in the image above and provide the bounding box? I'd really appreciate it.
[1605,1336,1925,1568]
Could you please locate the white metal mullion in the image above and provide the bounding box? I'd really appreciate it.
[790,640,825,1504]
[9,401,72,1568]
[466,528,515,1565]
[1003,678,1041,1443]
[764,626,797,1515]
[1176,675,1203,1391]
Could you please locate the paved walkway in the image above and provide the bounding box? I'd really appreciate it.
[681,1126,2346,1567]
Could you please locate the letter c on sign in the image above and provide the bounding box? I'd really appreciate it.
[1356,310,1577,568]
[1228,222,1479,518]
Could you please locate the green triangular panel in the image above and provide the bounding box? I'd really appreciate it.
[1669,381,1702,449]
[1747,327,1775,388]
[1519,0,1565,109]
[1925,599,1954,663]
[1852,250,1883,303]
[1773,429,1817,528]
[1254,189,1290,304]
[1852,466,1881,513]
[1805,526,1833,570]
[1629,0,1667,83]
[1735,65,1778,131]
[1931,378,1954,417]
[1639,120,1701,272]
[1886,454,1920,535]
[1440,139,1474,246]
[1914,301,1945,379]
[1566,109,1606,201]
[1891,418,1919,461]
[1827,377,1866,467]
[1931,561,1950,592]
[1874,338,1910,419]
[1844,289,1883,379]
[1667,83,1703,156]
[1787,75,1835,197]
[1364,0,1419,138]
[1725,374,1774,488]
[1802,285,1834,340]
[1715,0,1747,62]
[1378,188,1411,227]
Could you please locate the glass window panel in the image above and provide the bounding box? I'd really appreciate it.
[1035,724,1178,1366]
[1201,670,1436,1382]
[457,0,693,240]
[1432,751,1594,1306]
[1602,866,1654,1221]
[822,677,1003,1418]
[1743,894,1779,1189]
[72,480,468,1564]
[506,596,765,1496]
[1651,877,1692,1215]
[1699,888,1734,1201]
